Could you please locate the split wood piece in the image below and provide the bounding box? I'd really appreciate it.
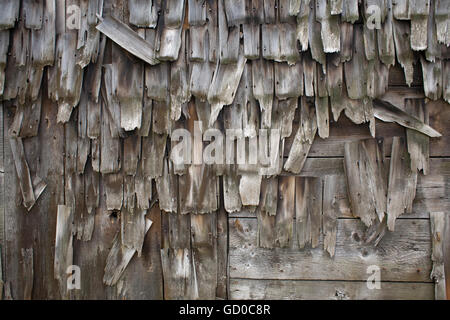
[405,99,430,175]
[274,61,303,100]
[239,173,262,207]
[420,56,442,101]
[275,176,295,248]
[102,64,124,138]
[260,176,278,216]
[54,205,73,298]
[271,98,298,139]
[252,59,274,128]
[425,1,445,63]
[156,158,178,213]
[387,137,418,231]
[393,19,415,86]
[129,0,159,28]
[409,0,430,51]
[284,97,317,174]
[146,61,170,102]
[96,14,159,65]
[444,60,450,103]
[100,100,121,173]
[84,159,100,216]
[30,0,55,67]
[296,177,322,249]
[393,0,410,20]
[0,30,9,95]
[223,168,242,214]
[367,56,389,98]
[373,99,442,138]
[84,34,106,105]
[243,22,260,60]
[344,25,368,99]
[142,132,167,179]
[190,213,218,299]
[20,248,33,300]
[9,100,41,139]
[9,136,37,211]
[377,0,395,66]
[435,0,450,45]
[160,248,194,299]
[208,49,247,126]
[190,60,214,102]
[188,0,207,26]
[170,29,191,121]
[134,162,153,210]
[103,218,152,286]
[179,164,218,214]
[48,32,83,123]
[262,23,300,64]
[323,175,339,257]
[218,0,239,63]
[308,1,326,68]
[76,0,102,68]
[342,0,359,23]
[340,22,353,62]
[430,212,447,300]
[363,24,376,61]
[138,96,153,137]
[296,0,310,52]
[121,208,147,257]
[316,0,341,53]
[0,0,20,29]
[152,100,172,135]
[103,172,124,211]
[344,139,387,227]
[123,135,141,176]
[315,96,330,139]
[111,43,144,132]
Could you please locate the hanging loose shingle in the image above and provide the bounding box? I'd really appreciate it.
[207,46,247,126]
[393,19,415,86]
[104,218,152,286]
[405,99,430,175]
[223,167,242,213]
[252,59,274,128]
[156,157,178,213]
[344,138,387,227]
[96,14,159,65]
[386,137,417,231]
[377,0,395,66]
[284,97,317,174]
[373,99,442,137]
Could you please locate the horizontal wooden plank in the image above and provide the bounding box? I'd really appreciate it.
[230,279,434,300]
[229,218,432,282]
[231,158,449,219]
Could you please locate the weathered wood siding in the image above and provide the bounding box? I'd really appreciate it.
[0,0,449,300]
